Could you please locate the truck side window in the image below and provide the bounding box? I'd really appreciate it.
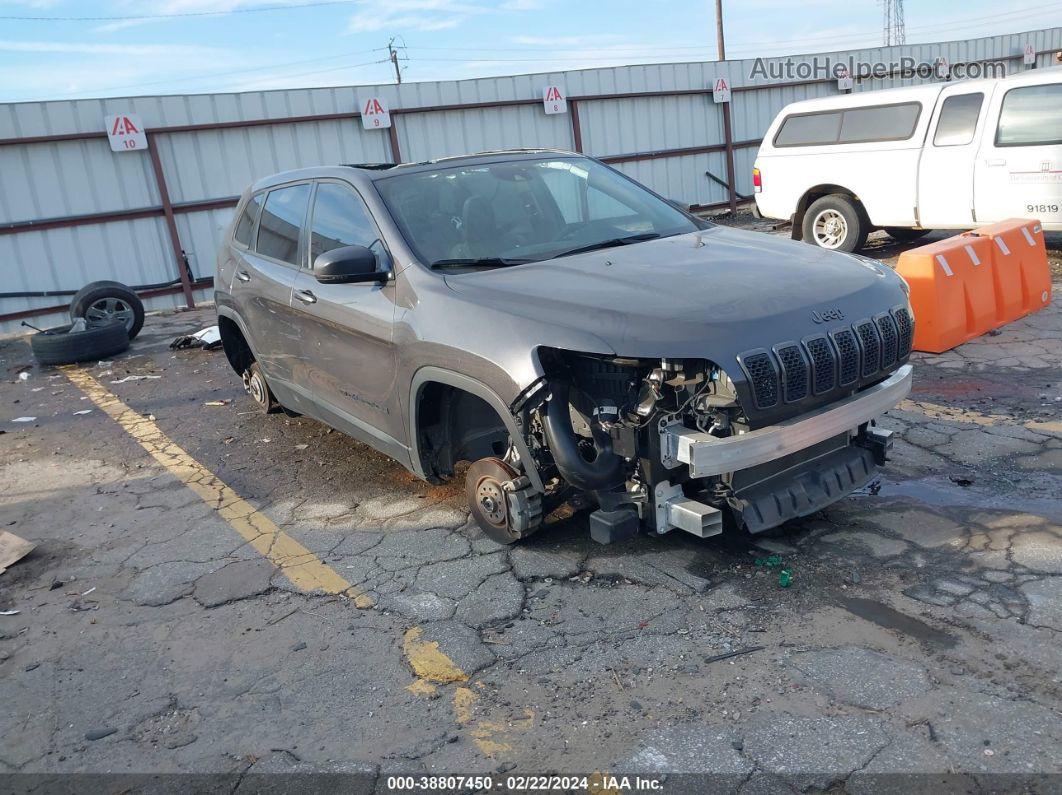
[256,184,310,266]
[309,183,380,264]
[233,192,263,248]
[774,112,841,146]
[996,84,1062,146]
[933,93,984,147]
[838,103,920,143]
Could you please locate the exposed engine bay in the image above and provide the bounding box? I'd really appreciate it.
[465,347,902,545]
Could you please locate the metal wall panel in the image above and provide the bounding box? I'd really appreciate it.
[2,28,1061,332]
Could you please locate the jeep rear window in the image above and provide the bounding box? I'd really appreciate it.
[774,101,921,147]
[233,192,263,247]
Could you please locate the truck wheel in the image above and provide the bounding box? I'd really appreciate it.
[242,362,279,414]
[30,322,130,366]
[803,195,867,252]
[70,281,145,340]
[884,227,931,242]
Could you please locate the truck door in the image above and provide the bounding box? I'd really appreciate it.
[975,81,1062,227]
[917,88,985,228]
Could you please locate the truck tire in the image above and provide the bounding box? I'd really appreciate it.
[884,227,931,242]
[70,281,145,340]
[30,322,130,366]
[802,195,868,252]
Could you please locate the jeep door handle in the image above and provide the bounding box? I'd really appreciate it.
[294,289,317,304]
[235,270,251,282]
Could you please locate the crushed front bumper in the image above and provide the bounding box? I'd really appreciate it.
[661,364,913,478]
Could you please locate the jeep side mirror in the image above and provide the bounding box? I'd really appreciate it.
[314,245,389,284]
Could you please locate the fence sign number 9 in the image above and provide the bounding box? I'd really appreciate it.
[361,97,392,130]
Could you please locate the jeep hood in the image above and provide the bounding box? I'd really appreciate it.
[443,224,909,360]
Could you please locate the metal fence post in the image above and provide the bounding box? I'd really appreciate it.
[146,132,196,310]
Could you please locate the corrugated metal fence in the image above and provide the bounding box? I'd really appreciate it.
[2,28,1060,332]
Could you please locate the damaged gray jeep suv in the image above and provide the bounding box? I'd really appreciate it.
[216,150,913,545]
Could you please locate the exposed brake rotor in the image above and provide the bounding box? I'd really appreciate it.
[465,457,542,544]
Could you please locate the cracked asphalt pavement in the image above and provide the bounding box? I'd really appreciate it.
[2,261,1061,791]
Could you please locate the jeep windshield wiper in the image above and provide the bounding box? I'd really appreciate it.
[430,257,532,269]
[549,232,661,259]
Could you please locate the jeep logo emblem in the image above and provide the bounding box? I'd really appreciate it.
[811,308,845,324]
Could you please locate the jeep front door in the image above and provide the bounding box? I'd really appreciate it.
[291,180,402,456]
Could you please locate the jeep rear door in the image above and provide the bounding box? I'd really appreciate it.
[975,79,1062,228]
[229,183,309,388]
[290,179,403,459]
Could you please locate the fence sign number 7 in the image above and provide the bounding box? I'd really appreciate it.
[104,113,148,152]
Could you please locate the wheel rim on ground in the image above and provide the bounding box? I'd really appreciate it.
[84,297,136,332]
[244,369,268,407]
[812,209,848,249]
[466,457,521,543]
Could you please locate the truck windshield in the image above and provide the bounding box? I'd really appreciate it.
[375,156,703,267]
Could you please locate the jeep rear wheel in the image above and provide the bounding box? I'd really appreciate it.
[803,195,867,253]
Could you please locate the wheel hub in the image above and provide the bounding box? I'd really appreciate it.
[465,457,541,544]
[85,297,135,332]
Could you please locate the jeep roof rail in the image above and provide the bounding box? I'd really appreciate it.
[341,162,397,170]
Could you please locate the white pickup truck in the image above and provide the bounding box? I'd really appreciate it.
[753,67,1062,251]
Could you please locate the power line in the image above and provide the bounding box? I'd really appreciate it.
[0,0,360,21]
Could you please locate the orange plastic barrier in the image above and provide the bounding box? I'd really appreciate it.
[896,218,1052,353]
[972,218,1053,325]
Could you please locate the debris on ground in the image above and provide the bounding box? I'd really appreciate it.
[110,375,161,384]
[0,609,20,616]
[73,409,93,416]
[0,531,36,575]
[779,568,793,587]
[170,326,222,351]
[705,646,765,665]
[11,417,36,423]
[204,399,230,407]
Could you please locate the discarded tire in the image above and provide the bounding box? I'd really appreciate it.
[70,280,145,340]
[30,322,130,366]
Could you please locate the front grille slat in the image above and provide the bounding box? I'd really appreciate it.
[740,351,779,409]
[804,336,836,395]
[893,307,913,356]
[876,313,899,368]
[830,329,860,386]
[775,344,809,403]
[856,320,881,377]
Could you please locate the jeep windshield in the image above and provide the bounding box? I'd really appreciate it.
[374,156,705,268]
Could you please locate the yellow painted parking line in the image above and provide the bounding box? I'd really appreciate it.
[63,364,526,760]
[899,398,1062,437]
[62,365,374,608]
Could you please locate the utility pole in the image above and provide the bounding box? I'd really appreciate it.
[714,0,725,61]
[388,37,403,84]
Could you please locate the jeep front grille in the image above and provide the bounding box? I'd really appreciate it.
[738,307,911,410]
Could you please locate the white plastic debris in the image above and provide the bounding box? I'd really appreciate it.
[18,372,29,381]
[73,410,93,416]
[0,609,20,616]
[170,325,222,351]
[110,375,161,384]
[11,417,36,423]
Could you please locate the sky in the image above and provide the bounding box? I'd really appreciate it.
[0,0,1060,103]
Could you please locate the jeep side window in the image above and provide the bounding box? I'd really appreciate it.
[308,182,380,265]
[256,184,310,266]
[933,93,984,147]
[996,84,1062,146]
[233,192,263,248]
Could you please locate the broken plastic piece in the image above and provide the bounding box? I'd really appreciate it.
[779,568,792,587]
